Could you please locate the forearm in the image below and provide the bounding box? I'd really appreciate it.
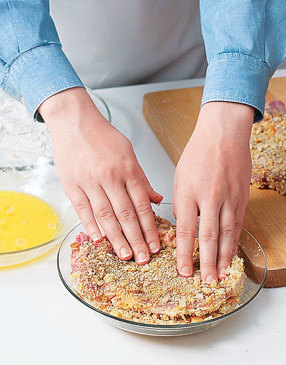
[200,0,286,122]
[0,0,83,118]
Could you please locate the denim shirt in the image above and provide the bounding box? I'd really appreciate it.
[0,1,286,122]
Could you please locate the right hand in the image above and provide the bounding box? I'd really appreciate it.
[39,87,163,264]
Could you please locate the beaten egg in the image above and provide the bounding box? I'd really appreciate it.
[0,191,60,253]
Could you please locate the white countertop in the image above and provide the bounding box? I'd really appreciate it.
[2,70,286,365]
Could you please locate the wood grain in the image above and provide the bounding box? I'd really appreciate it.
[143,76,286,288]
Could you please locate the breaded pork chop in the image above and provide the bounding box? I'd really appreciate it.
[70,216,245,324]
[251,100,286,195]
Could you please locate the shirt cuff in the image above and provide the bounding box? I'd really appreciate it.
[4,43,84,118]
[201,53,272,122]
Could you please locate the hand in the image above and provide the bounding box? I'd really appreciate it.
[174,102,253,282]
[39,87,163,264]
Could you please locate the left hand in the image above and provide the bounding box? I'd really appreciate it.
[174,102,254,282]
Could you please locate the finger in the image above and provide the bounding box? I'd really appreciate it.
[217,204,235,279]
[66,186,102,241]
[105,186,150,264]
[138,167,163,204]
[87,186,133,261]
[146,185,163,204]
[175,196,198,278]
[126,181,160,254]
[173,201,177,219]
[233,200,247,256]
[199,204,220,283]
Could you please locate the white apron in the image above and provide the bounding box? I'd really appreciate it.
[50,0,207,89]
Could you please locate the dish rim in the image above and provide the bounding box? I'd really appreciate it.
[57,205,267,330]
[0,148,80,256]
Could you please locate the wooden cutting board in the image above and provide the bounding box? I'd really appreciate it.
[143,76,286,288]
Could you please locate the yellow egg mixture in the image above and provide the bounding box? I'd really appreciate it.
[0,191,60,253]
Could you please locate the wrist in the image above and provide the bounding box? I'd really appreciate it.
[39,88,113,145]
[38,87,109,139]
[190,102,254,151]
[196,101,254,139]
[38,87,100,127]
[200,101,254,124]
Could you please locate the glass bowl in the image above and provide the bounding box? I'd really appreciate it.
[0,149,79,268]
[57,203,267,336]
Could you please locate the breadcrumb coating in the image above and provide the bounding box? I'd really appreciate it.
[70,216,245,324]
[251,101,286,195]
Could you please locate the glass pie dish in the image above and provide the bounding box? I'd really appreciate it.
[0,149,79,268]
[57,203,267,336]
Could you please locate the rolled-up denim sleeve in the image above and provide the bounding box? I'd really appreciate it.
[0,0,84,117]
[200,0,286,122]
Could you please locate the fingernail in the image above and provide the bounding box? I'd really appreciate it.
[180,266,192,277]
[205,274,216,284]
[155,194,163,205]
[120,247,132,259]
[157,194,163,201]
[219,267,227,279]
[91,233,101,242]
[149,242,159,253]
[137,251,149,264]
